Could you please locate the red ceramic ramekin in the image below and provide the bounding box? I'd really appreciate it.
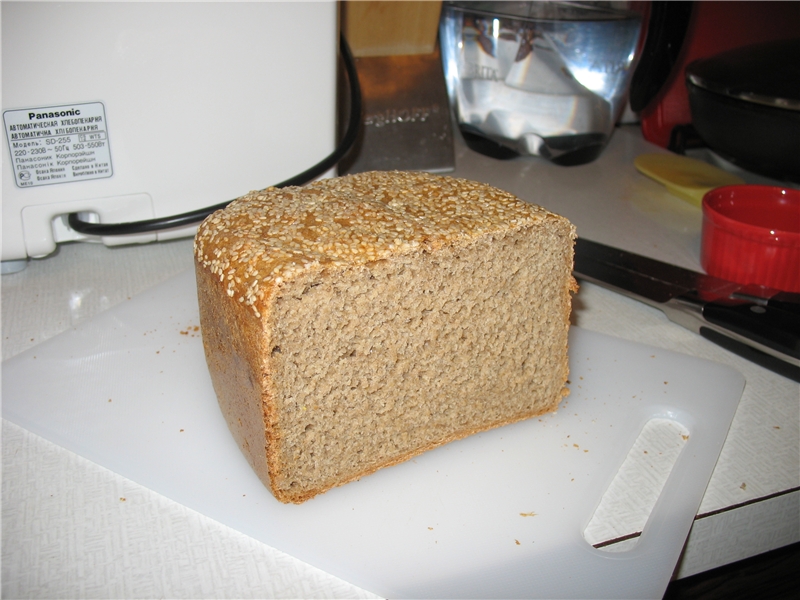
[701,185,800,292]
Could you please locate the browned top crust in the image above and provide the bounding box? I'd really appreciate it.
[194,171,573,317]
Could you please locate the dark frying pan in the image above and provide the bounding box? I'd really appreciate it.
[685,38,800,183]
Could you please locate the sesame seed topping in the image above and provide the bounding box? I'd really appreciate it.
[194,171,557,314]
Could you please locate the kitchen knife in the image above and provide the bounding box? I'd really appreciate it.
[573,237,800,382]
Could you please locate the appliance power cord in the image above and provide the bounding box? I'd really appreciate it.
[67,33,362,237]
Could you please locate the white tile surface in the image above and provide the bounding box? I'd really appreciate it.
[2,420,379,599]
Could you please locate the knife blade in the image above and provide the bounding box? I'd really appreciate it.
[573,237,800,382]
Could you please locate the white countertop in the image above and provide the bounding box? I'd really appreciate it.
[2,126,798,598]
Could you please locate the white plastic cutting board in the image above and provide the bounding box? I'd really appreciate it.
[2,269,744,599]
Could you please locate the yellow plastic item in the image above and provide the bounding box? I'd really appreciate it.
[634,153,745,207]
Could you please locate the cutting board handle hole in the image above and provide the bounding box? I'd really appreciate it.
[583,417,690,552]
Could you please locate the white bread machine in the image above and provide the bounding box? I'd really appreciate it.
[2,1,338,272]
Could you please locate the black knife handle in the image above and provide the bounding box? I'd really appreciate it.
[700,327,800,383]
[769,292,800,318]
[703,302,800,360]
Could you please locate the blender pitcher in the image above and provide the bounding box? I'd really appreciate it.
[440,1,644,165]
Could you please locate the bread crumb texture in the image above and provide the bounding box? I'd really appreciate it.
[195,171,576,504]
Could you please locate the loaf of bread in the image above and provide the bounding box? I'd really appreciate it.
[194,171,576,504]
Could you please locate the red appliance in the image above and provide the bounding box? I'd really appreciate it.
[637,1,800,150]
